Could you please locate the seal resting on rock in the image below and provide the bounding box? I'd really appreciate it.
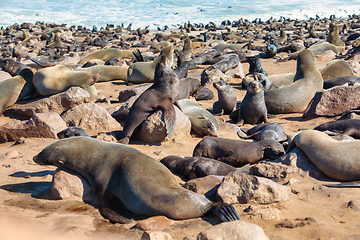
[34,137,239,222]
[287,130,360,181]
[118,55,179,144]
[193,137,285,167]
[264,49,323,114]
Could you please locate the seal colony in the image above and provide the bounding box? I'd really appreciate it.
[1,14,360,239]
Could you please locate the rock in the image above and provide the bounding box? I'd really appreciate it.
[137,105,191,143]
[4,150,20,159]
[58,52,81,65]
[347,60,360,72]
[141,231,173,240]
[197,220,269,240]
[5,87,91,118]
[131,216,173,232]
[226,63,245,79]
[217,172,291,205]
[50,167,99,204]
[95,132,118,142]
[61,102,121,130]
[0,113,67,143]
[303,85,360,117]
[252,161,297,179]
[183,175,222,201]
[118,84,151,102]
[112,95,140,121]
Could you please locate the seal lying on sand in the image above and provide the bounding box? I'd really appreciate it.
[237,123,287,142]
[287,130,360,181]
[34,137,239,222]
[119,55,179,144]
[193,137,285,167]
[314,119,360,139]
[264,49,323,114]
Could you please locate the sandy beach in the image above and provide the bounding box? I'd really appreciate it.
[0,16,360,240]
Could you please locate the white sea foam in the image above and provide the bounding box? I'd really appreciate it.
[0,0,359,30]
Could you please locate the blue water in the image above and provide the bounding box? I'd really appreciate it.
[0,0,359,30]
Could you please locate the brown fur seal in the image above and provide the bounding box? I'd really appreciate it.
[0,68,34,115]
[264,49,323,114]
[33,65,100,96]
[327,22,345,53]
[320,59,354,82]
[177,99,219,137]
[287,130,360,181]
[177,77,201,100]
[119,55,179,144]
[127,46,174,83]
[238,80,268,125]
[237,123,287,142]
[75,65,128,82]
[193,87,214,101]
[33,137,239,222]
[193,137,285,167]
[213,79,237,115]
[57,126,90,139]
[78,48,135,64]
[314,119,360,139]
[212,43,242,52]
[160,155,236,180]
[308,42,340,56]
[323,75,360,89]
[0,58,27,76]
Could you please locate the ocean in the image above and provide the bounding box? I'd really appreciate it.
[0,0,359,30]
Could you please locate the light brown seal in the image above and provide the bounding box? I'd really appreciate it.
[127,46,174,83]
[75,65,128,82]
[264,49,323,113]
[287,130,360,181]
[33,65,101,96]
[78,48,135,64]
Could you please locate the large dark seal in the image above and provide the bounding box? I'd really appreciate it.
[264,49,323,113]
[323,75,360,89]
[0,58,27,76]
[287,130,360,181]
[57,126,90,139]
[160,155,236,179]
[34,137,239,222]
[314,119,360,139]
[176,77,201,100]
[212,79,237,115]
[119,55,179,144]
[193,137,285,167]
[246,56,267,76]
[238,80,268,125]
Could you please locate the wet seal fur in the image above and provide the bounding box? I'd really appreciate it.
[119,55,179,144]
[264,49,323,114]
[193,137,285,167]
[287,130,360,181]
[212,79,237,115]
[160,155,236,179]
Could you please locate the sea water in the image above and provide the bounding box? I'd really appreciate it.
[0,0,359,30]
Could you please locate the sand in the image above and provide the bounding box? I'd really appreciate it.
[0,24,360,240]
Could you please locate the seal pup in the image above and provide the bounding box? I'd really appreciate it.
[314,119,360,139]
[32,65,100,96]
[119,55,179,144]
[264,49,323,114]
[245,56,268,76]
[57,126,90,139]
[287,130,360,181]
[0,68,34,115]
[238,80,268,125]
[193,137,285,167]
[212,79,237,115]
[177,99,219,137]
[176,77,201,100]
[160,155,236,180]
[33,137,239,222]
[237,123,287,142]
[127,45,174,83]
[327,22,345,53]
[0,58,27,76]
[193,87,214,101]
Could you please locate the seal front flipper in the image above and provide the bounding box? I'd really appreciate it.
[100,190,133,224]
[213,204,240,222]
[100,207,132,224]
[162,101,176,138]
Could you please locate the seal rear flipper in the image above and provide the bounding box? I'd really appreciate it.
[162,102,176,138]
[132,49,144,62]
[213,204,240,222]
